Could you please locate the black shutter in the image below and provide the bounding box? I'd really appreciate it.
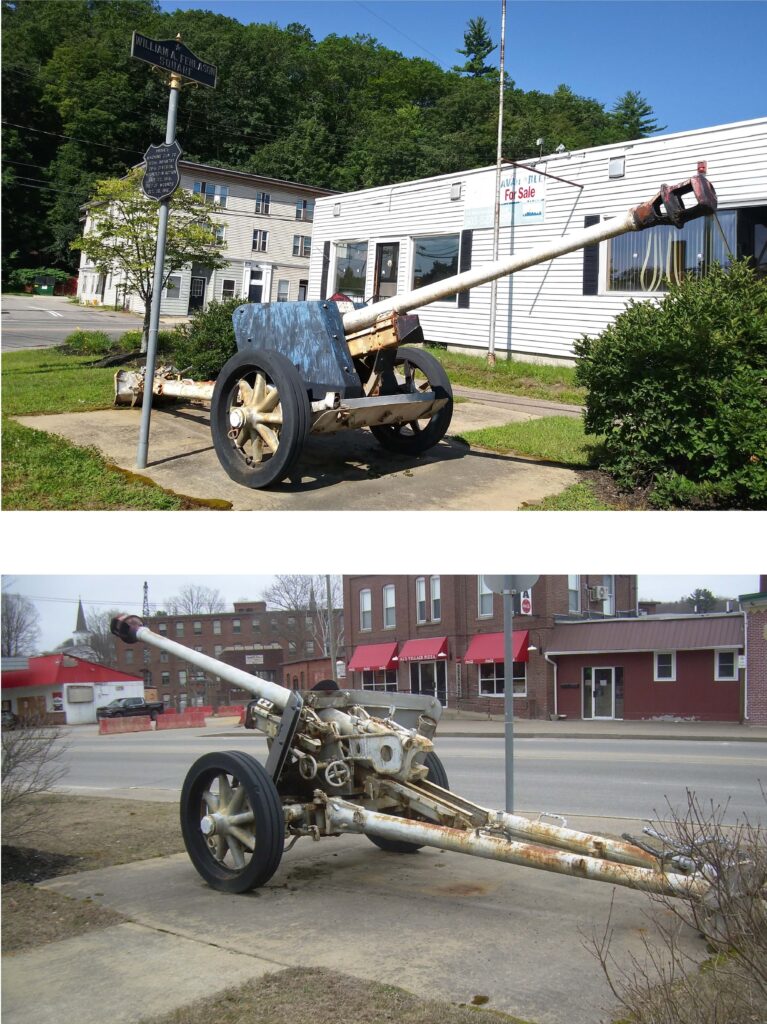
[457,229,473,309]
[320,240,330,299]
[582,215,600,295]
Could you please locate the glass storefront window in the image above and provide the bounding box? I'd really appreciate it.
[412,235,459,299]
[334,241,368,299]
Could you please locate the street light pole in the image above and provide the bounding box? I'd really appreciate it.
[503,575,515,813]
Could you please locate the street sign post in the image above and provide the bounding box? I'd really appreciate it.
[131,32,217,471]
[482,574,540,813]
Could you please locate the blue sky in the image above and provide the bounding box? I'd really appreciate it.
[158,1,766,135]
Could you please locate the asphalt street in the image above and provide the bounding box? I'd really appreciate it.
[1,293,145,350]
[57,725,767,824]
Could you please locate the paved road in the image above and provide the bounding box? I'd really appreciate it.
[58,726,767,824]
[1,293,144,350]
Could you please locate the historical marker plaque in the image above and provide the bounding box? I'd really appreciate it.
[142,140,183,201]
[131,31,217,88]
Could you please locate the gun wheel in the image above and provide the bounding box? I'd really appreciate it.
[371,346,453,455]
[211,349,309,488]
[180,750,284,892]
[368,752,449,854]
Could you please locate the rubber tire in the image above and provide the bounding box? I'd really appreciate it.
[211,348,310,488]
[367,751,450,855]
[370,346,453,455]
[180,750,284,893]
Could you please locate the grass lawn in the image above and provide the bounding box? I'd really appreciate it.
[461,416,601,467]
[2,349,188,510]
[428,347,585,406]
[520,482,615,511]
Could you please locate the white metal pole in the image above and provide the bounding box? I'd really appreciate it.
[487,0,507,366]
[503,575,514,813]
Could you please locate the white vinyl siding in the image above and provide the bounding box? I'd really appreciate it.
[309,119,767,361]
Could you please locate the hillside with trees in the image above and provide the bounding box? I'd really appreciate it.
[1,0,663,279]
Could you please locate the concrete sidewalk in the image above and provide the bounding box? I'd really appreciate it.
[14,388,580,511]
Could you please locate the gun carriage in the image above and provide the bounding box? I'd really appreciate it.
[115,175,718,489]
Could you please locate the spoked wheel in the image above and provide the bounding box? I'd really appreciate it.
[368,751,450,855]
[180,750,284,892]
[211,349,310,488]
[370,346,453,455]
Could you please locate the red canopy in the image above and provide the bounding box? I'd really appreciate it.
[463,631,529,664]
[347,642,399,672]
[398,637,448,661]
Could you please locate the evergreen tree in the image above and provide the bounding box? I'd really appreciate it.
[611,90,666,138]
[453,16,497,77]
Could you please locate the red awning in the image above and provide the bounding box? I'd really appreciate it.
[398,637,448,661]
[463,631,529,664]
[347,642,399,672]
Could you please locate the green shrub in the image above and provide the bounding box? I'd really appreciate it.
[574,260,767,509]
[117,329,179,355]
[170,298,240,379]
[58,329,113,356]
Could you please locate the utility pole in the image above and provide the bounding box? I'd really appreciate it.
[487,0,507,366]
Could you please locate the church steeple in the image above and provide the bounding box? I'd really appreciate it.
[74,599,88,644]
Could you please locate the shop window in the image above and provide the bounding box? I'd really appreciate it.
[334,241,367,299]
[654,651,676,682]
[412,234,459,300]
[478,662,526,697]
[255,191,270,214]
[293,235,311,257]
[478,577,493,618]
[361,669,398,692]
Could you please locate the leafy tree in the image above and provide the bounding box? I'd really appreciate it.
[453,16,497,77]
[1,594,41,657]
[686,588,717,613]
[611,90,666,139]
[165,585,225,615]
[71,168,227,348]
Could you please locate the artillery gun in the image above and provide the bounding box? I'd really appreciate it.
[112,613,734,911]
[115,175,718,489]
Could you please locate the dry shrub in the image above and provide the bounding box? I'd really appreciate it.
[1,715,70,844]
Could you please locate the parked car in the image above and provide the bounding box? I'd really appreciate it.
[96,697,164,721]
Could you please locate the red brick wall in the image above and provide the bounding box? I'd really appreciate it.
[554,650,741,721]
[746,605,767,725]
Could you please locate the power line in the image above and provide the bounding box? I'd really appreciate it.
[355,1,446,65]
[2,121,144,156]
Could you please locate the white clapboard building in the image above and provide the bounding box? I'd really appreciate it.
[308,118,766,363]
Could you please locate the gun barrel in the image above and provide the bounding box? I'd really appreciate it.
[341,174,717,335]
[110,615,291,709]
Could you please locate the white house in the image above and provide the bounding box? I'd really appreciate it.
[307,118,767,363]
[77,161,336,315]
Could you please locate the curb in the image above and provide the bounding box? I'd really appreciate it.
[438,729,767,742]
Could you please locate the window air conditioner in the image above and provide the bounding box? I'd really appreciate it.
[589,586,609,600]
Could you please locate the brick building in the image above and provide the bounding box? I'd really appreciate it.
[111,600,341,710]
[343,575,637,718]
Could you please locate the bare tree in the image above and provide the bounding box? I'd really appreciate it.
[165,585,225,615]
[262,574,344,660]
[85,607,121,665]
[262,575,313,612]
[1,593,41,656]
[1,716,70,843]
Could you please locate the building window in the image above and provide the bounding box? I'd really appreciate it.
[288,641,297,654]
[383,584,396,629]
[160,651,169,663]
[306,640,314,655]
[178,670,187,687]
[221,279,236,300]
[361,669,398,692]
[165,274,182,300]
[568,575,581,614]
[214,645,223,657]
[359,589,372,631]
[412,234,459,300]
[478,577,493,618]
[213,620,221,635]
[416,577,427,623]
[295,198,315,222]
[213,224,225,245]
[715,649,738,681]
[255,191,270,214]
[158,623,168,634]
[125,649,134,664]
[252,229,269,252]
[479,662,527,697]
[334,241,368,300]
[232,619,241,634]
[175,622,184,636]
[288,616,296,627]
[193,181,228,208]
[298,279,308,301]
[161,672,170,687]
[252,618,260,631]
[276,279,290,302]
[304,616,313,630]
[602,575,615,616]
[293,235,311,257]
[430,576,441,622]
[654,651,676,682]
[607,210,737,293]
[193,620,202,635]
